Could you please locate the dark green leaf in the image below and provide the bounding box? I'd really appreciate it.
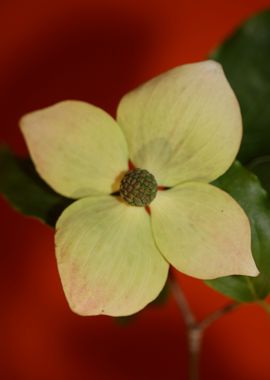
[211,10,270,163]
[0,146,73,227]
[206,161,270,302]
[248,155,270,195]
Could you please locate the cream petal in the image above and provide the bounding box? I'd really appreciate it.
[55,195,169,316]
[20,101,129,198]
[151,183,258,279]
[117,61,242,186]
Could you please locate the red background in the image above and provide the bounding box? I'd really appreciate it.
[1,1,270,379]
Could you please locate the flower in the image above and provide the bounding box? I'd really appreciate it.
[20,60,258,316]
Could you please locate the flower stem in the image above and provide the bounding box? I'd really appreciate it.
[187,326,202,380]
[169,272,239,380]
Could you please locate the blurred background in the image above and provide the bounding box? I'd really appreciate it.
[1,0,270,379]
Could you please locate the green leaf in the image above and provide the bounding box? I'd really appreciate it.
[211,10,270,163]
[0,146,73,227]
[248,155,270,195]
[206,161,270,302]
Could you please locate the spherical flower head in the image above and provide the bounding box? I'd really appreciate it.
[19,60,259,317]
[120,168,158,206]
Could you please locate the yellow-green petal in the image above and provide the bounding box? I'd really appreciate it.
[20,101,129,198]
[55,195,169,316]
[151,183,258,279]
[117,61,242,186]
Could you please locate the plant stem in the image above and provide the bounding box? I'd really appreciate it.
[169,272,196,327]
[198,302,239,330]
[187,326,202,380]
[169,272,238,380]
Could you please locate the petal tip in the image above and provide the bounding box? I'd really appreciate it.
[245,265,260,278]
[19,114,28,133]
[67,298,103,317]
[19,111,36,138]
[200,59,223,73]
[238,254,260,278]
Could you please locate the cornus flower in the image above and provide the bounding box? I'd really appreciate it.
[20,61,258,316]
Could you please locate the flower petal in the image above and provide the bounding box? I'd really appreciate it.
[55,195,169,316]
[20,101,129,198]
[151,183,258,279]
[117,61,242,186]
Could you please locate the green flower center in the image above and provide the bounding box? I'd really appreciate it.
[120,168,158,207]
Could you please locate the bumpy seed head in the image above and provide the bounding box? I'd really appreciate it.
[120,168,158,207]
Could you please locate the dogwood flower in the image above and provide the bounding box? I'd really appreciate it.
[20,61,258,316]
